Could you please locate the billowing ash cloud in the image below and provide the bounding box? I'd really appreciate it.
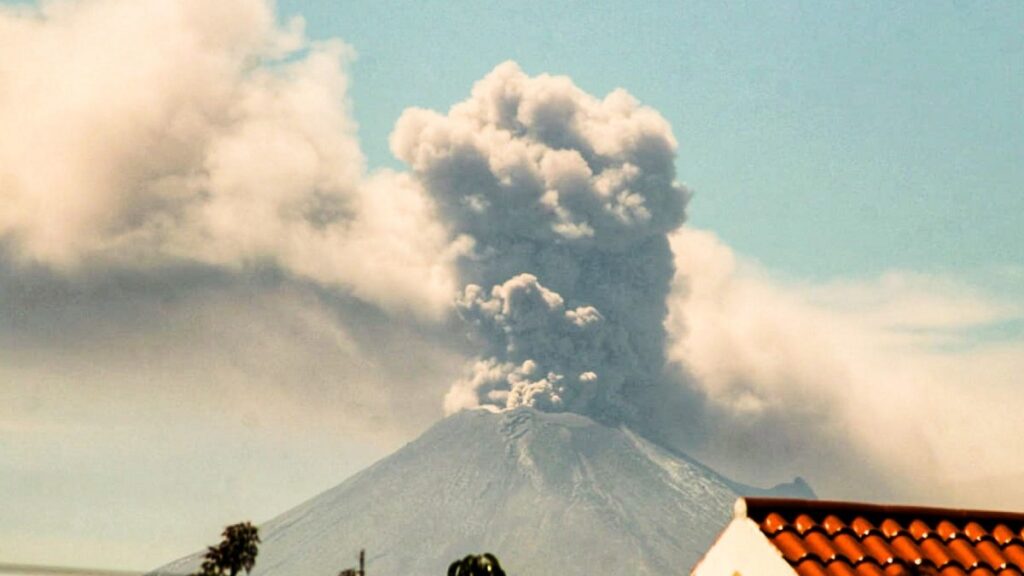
[0,0,456,317]
[392,62,689,422]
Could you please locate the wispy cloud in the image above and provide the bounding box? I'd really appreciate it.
[0,0,455,316]
[666,228,1024,506]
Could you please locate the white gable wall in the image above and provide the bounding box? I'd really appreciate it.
[690,517,796,576]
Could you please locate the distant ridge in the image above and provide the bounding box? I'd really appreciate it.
[0,563,141,576]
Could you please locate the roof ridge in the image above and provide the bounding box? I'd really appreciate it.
[737,497,1024,529]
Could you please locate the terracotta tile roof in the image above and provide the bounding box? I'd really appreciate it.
[740,498,1024,576]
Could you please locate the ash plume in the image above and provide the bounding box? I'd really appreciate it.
[393,62,689,423]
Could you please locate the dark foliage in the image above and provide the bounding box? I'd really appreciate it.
[447,553,506,576]
[194,521,261,576]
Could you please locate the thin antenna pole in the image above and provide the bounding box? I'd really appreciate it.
[359,549,365,576]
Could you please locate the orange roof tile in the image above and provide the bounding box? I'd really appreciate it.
[740,498,1024,576]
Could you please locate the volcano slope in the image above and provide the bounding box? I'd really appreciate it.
[152,408,811,576]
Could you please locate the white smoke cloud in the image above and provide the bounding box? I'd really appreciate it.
[0,0,456,317]
[394,62,689,423]
[666,228,1024,505]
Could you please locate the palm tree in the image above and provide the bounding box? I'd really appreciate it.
[195,522,261,576]
[447,553,506,576]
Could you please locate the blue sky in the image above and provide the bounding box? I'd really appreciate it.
[1,0,1022,572]
[279,0,1023,281]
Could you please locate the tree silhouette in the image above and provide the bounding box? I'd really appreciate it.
[194,522,261,576]
[447,553,506,576]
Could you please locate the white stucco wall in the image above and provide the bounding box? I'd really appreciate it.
[690,517,796,576]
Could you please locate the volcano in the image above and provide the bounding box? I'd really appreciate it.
[152,408,811,575]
